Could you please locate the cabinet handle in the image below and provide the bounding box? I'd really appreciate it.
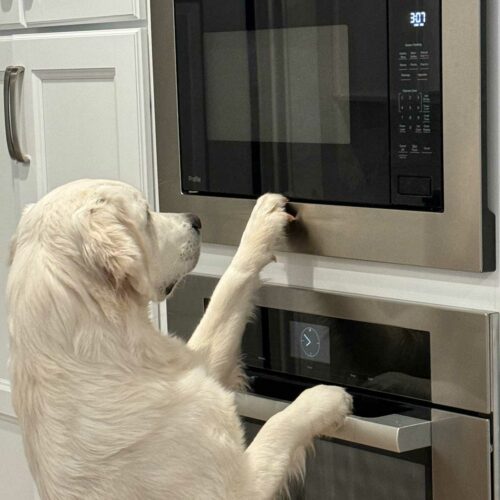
[4,66,29,163]
[236,392,431,454]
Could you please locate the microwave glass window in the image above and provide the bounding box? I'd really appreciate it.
[204,25,351,145]
[174,0,443,210]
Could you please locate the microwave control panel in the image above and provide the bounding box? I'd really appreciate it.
[389,0,442,209]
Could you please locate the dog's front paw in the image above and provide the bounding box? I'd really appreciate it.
[296,385,353,436]
[235,193,294,272]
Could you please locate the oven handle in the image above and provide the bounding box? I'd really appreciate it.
[236,392,431,454]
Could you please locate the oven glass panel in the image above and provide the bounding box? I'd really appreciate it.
[244,420,432,500]
[174,0,443,210]
[242,306,431,401]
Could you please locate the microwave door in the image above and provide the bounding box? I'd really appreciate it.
[174,0,391,205]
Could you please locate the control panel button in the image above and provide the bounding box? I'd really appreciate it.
[398,176,432,197]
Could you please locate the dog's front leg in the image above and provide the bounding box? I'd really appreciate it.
[188,194,293,388]
[244,385,352,500]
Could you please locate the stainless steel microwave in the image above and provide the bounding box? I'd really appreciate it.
[151,0,495,272]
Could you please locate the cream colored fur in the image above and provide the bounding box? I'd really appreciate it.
[7,179,352,500]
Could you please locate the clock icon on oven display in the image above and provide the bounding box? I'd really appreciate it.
[300,326,321,358]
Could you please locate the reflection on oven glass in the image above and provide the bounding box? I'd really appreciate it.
[244,421,430,500]
[363,372,430,400]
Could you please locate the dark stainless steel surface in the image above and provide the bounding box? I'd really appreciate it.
[168,274,495,413]
[151,0,495,272]
[167,274,495,499]
[432,410,491,500]
[237,392,431,453]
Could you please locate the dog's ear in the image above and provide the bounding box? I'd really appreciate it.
[9,204,35,265]
[73,200,150,296]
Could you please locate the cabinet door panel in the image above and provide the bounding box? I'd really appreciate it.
[0,29,153,500]
[0,0,24,30]
[33,69,121,190]
[0,39,17,382]
[24,0,145,27]
[14,29,152,195]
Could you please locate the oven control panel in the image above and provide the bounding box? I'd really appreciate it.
[239,304,431,402]
[389,0,442,209]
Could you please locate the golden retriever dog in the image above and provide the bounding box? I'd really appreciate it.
[7,179,352,500]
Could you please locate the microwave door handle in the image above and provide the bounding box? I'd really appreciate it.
[236,392,431,454]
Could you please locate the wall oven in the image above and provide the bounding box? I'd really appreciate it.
[168,275,499,499]
[151,0,495,272]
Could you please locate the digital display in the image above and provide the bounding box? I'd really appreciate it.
[410,11,426,27]
[290,321,331,364]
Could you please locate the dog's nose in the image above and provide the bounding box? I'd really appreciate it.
[187,213,202,232]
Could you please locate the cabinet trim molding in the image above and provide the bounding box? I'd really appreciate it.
[24,0,146,28]
[0,378,15,419]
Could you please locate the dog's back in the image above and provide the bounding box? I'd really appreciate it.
[10,325,249,499]
[7,180,248,499]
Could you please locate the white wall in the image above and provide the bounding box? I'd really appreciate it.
[0,418,36,500]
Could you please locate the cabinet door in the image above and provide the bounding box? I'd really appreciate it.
[0,37,21,384]
[0,0,25,30]
[23,0,146,27]
[12,29,153,196]
[0,35,38,500]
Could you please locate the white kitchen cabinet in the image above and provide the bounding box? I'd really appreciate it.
[13,29,153,195]
[0,26,153,386]
[0,27,153,383]
[0,29,152,378]
[0,28,153,499]
[0,0,24,30]
[0,37,38,500]
[0,29,153,374]
[0,38,17,384]
[0,0,146,30]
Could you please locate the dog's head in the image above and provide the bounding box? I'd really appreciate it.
[10,179,201,303]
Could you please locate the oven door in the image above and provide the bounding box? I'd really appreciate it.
[237,393,492,500]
